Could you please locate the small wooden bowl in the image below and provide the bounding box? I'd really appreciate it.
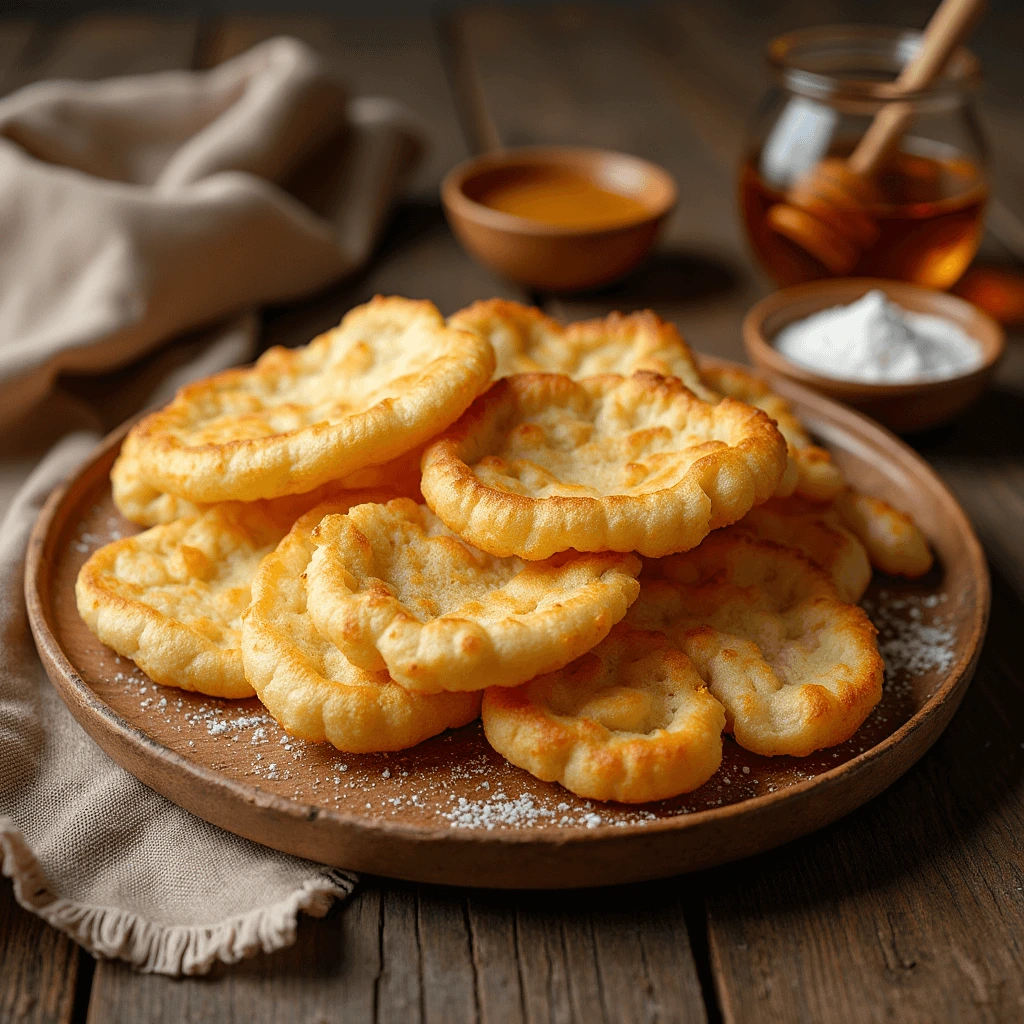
[743,278,1005,433]
[441,146,676,292]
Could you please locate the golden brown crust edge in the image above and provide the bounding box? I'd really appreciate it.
[241,500,482,752]
[421,372,788,560]
[451,299,715,399]
[304,500,642,693]
[127,297,496,504]
[75,512,266,699]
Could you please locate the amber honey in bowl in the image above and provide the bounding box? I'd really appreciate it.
[442,146,676,291]
[741,145,988,289]
[463,163,654,231]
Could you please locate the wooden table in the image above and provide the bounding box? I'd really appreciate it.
[2,4,1023,1021]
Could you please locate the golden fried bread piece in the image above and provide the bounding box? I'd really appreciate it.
[628,532,883,757]
[124,296,495,505]
[76,499,325,698]
[112,432,202,526]
[303,498,641,694]
[733,495,872,602]
[451,299,715,398]
[833,489,933,578]
[421,371,787,560]
[242,501,481,752]
[482,623,725,803]
[700,364,844,502]
[113,431,424,528]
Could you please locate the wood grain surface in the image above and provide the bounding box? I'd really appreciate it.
[1,3,1023,1022]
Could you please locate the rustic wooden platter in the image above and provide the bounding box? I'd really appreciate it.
[25,365,988,888]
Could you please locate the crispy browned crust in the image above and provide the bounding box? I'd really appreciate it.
[733,494,873,602]
[700,363,845,501]
[304,498,640,694]
[113,432,426,528]
[482,623,725,803]
[126,296,495,504]
[630,531,883,757]
[241,500,481,753]
[833,489,934,578]
[421,371,788,560]
[451,299,715,399]
[75,502,308,698]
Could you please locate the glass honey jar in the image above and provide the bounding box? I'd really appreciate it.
[739,26,988,289]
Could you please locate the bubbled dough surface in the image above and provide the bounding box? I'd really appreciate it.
[422,372,788,560]
[127,297,494,503]
[75,502,302,697]
[482,623,726,803]
[304,499,640,693]
[627,531,883,757]
[735,495,872,603]
[451,298,715,399]
[241,499,481,752]
[471,375,773,499]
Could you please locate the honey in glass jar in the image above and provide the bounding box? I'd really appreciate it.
[740,27,988,289]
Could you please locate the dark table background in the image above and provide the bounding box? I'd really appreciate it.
[1,2,1023,1022]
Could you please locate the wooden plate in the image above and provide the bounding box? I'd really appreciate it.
[25,364,989,888]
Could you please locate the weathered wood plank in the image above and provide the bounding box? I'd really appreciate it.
[2,16,198,90]
[0,883,81,1024]
[87,889,382,1023]
[0,20,37,94]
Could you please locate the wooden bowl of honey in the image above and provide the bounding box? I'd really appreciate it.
[442,147,676,292]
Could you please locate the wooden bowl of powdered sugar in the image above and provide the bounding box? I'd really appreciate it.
[743,278,1005,433]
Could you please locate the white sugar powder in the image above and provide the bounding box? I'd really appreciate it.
[864,591,957,678]
[775,289,981,383]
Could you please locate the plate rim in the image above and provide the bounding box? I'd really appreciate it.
[25,362,990,856]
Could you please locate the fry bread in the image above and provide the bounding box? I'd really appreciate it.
[124,296,495,505]
[111,430,202,526]
[242,501,481,752]
[75,497,340,698]
[450,299,715,398]
[421,372,787,560]
[733,495,872,602]
[628,531,883,757]
[482,623,725,803]
[303,498,641,694]
[113,431,425,527]
[833,489,933,578]
[700,364,845,502]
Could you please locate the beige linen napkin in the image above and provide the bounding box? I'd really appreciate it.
[0,34,421,425]
[0,36,423,975]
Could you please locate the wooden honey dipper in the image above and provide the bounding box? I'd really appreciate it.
[766,0,985,275]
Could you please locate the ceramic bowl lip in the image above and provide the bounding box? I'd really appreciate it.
[441,145,677,238]
[743,277,1006,399]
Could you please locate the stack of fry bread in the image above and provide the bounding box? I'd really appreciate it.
[77,297,933,804]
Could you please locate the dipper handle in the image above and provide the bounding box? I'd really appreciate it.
[849,0,985,178]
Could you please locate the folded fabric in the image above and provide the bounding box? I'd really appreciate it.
[0,35,422,424]
[0,37,424,975]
